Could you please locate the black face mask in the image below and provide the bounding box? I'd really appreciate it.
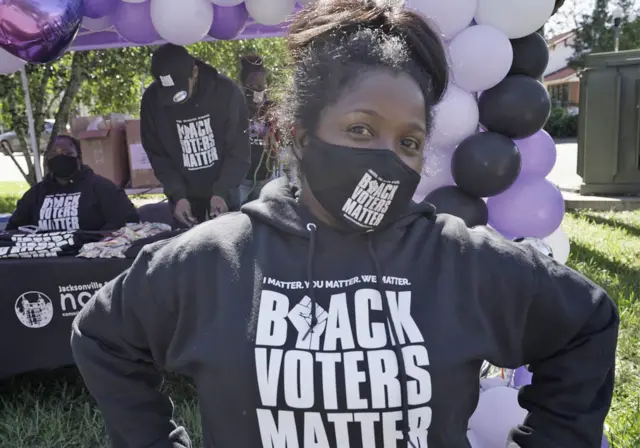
[48,155,78,179]
[300,137,421,232]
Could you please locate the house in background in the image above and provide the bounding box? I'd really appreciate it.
[544,30,580,113]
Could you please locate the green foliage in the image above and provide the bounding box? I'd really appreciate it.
[0,194,19,214]
[544,108,579,138]
[0,37,290,185]
[79,38,289,118]
[75,47,154,117]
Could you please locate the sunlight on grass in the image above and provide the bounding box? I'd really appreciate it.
[0,181,28,196]
[564,210,640,448]
[0,210,638,447]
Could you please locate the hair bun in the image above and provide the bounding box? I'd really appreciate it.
[288,0,447,101]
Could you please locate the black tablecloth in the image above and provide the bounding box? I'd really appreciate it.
[0,257,132,380]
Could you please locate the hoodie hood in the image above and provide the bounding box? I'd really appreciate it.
[241,177,436,239]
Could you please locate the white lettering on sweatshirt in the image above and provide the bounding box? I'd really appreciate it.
[254,284,432,447]
[38,192,81,231]
[176,114,218,171]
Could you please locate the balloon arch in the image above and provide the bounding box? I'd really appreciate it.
[0,0,571,259]
[0,1,608,446]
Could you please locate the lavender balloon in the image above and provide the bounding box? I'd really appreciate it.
[514,130,557,178]
[488,176,565,238]
[209,3,248,40]
[113,1,160,45]
[82,0,116,19]
[513,366,533,387]
[0,0,83,63]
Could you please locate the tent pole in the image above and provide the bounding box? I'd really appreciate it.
[20,67,43,182]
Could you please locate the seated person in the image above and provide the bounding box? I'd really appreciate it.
[6,135,139,232]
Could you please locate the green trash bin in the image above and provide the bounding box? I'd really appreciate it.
[578,49,640,195]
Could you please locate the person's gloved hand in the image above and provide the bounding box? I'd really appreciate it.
[174,198,197,227]
[209,195,228,218]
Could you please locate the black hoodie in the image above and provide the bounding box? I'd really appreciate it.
[7,166,139,232]
[71,177,618,448]
[140,60,251,203]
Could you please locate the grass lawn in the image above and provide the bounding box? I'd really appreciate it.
[0,181,164,213]
[0,210,639,447]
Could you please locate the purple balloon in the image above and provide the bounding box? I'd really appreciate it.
[513,366,533,387]
[81,0,116,19]
[208,4,248,40]
[488,176,565,238]
[0,0,83,63]
[113,1,160,45]
[514,130,557,178]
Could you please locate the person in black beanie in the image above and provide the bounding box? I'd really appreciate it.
[141,44,251,228]
[238,54,280,204]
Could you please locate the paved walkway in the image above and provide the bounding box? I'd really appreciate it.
[547,142,582,192]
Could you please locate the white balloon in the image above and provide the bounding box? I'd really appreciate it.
[413,147,455,202]
[151,0,214,45]
[0,48,26,75]
[544,225,570,264]
[245,0,295,25]
[475,0,555,39]
[468,387,528,448]
[448,25,512,93]
[82,15,113,31]
[430,84,478,148]
[210,0,245,5]
[405,0,478,41]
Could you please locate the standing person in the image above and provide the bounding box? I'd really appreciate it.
[72,1,618,447]
[140,44,251,228]
[7,135,139,231]
[238,54,280,204]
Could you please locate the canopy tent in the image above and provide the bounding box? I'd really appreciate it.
[18,9,299,183]
[70,20,291,52]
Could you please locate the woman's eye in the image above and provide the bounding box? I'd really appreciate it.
[401,138,421,151]
[347,125,373,136]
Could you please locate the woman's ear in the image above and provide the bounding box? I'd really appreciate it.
[291,126,308,161]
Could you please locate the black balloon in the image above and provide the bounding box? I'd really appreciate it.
[509,33,549,79]
[451,132,521,198]
[425,186,489,228]
[478,75,551,139]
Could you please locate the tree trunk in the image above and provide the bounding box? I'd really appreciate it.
[5,91,36,185]
[32,68,52,152]
[50,51,86,143]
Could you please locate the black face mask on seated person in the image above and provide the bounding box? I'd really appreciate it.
[48,155,79,179]
[300,136,421,233]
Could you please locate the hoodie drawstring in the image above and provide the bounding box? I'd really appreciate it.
[303,223,318,341]
[367,236,416,448]
[302,222,415,448]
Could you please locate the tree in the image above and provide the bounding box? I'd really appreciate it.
[0,37,289,186]
[0,52,86,184]
[570,0,640,68]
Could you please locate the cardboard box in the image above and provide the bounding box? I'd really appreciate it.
[72,114,131,187]
[125,120,162,189]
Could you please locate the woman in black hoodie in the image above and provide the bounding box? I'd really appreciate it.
[7,134,139,232]
[71,1,618,447]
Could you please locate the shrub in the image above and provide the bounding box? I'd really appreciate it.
[0,195,19,214]
[544,107,579,138]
